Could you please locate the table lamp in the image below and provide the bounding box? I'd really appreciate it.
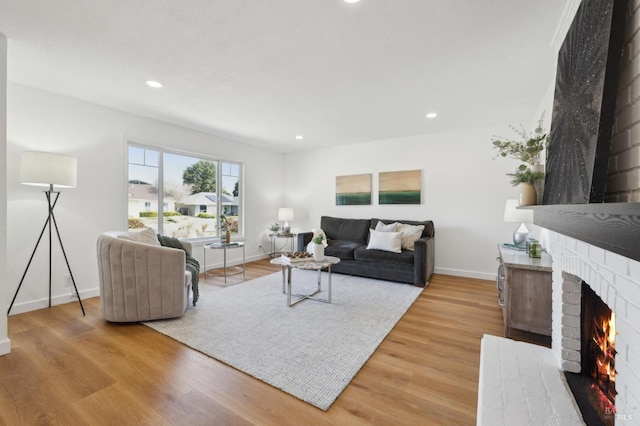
[278,208,294,234]
[503,199,534,246]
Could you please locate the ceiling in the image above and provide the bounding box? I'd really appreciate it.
[0,0,568,153]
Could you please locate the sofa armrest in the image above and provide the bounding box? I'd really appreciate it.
[413,236,435,286]
[297,232,313,251]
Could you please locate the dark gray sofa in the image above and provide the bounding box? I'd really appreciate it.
[297,216,435,287]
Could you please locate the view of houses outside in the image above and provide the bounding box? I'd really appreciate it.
[128,146,241,239]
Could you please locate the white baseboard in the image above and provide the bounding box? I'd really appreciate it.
[7,288,100,316]
[0,337,11,356]
[434,267,496,281]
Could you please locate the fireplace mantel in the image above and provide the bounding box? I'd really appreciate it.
[527,203,640,262]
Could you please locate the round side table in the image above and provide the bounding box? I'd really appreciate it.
[203,242,245,284]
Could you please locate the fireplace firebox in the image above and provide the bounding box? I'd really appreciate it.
[565,281,617,426]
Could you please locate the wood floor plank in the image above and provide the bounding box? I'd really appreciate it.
[0,258,544,425]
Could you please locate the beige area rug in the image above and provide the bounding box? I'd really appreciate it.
[144,270,423,410]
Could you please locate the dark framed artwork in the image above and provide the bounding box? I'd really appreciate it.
[379,170,421,205]
[336,174,372,205]
[543,0,627,204]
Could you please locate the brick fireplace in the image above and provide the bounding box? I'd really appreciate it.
[543,228,639,423]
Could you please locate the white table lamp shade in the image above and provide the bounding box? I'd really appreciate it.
[278,208,294,222]
[503,199,533,223]
[20,151,77,188]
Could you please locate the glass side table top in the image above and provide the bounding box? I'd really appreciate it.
[205,242,244,249]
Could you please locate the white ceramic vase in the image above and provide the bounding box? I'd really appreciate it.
[312,243,325,261]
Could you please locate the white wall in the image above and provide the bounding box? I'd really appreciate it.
[0,34,10,355]
[6,83,284,314]
[283,126,532,280]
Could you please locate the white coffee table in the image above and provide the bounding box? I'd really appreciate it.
[270,256,341,307]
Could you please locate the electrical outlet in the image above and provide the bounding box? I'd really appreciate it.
[64,274,73,286]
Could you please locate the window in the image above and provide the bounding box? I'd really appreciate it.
[127,144,243,239]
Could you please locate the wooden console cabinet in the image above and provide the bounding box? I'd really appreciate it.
[496,245,552,337]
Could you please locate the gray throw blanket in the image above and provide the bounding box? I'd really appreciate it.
[157,234,200,306]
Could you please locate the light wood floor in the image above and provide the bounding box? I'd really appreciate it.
[1,259,521,425]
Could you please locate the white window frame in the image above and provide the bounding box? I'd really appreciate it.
[127,142,244,240]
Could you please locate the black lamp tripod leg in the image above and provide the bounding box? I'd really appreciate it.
[49,210,85,316]
[7,211,52,316]
[6,190,85,317]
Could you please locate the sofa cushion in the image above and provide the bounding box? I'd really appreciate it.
[354,246,415,265]
[371,218,435,239]
[375,221,399,232]
[325,240,362,260]
[366,229,402,253]
[396,223,425,251]
[118,227,161,246]
[321,216,371,245]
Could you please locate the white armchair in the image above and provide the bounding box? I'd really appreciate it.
[97,231,192,322]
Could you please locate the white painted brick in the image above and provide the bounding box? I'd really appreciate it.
[606,171,629,192]
[630,258,640,278]
[616,99,640,132]
[561,314,580,328]
[618,86,632,111]
[619,145,640,170]
[562,337,581,351]
[576,241,589,260]
[562,348,580,362]
[605,251,630,275]
[627,300,640,330]
[589,245,606,266]
[617,295,628,318]
[616,275,640,307]
[562,360,580,373]
[562,303,581,316]
[562,292,581,305]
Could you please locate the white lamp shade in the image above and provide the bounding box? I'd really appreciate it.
[503,199,533,223]
[277,208,294,221]
[20,151,77,188]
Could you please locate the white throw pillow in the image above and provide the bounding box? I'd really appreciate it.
[118,227,161,246]
[375,221,399,232]
[366,229,402,253]
[396,223,425,251]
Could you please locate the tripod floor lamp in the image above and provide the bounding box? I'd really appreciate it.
[7,151,85,316]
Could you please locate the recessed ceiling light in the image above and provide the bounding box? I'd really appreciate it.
[295,135,304,140]
[426,112,438,119]
[146,80,163,88]
[344,0,360,3]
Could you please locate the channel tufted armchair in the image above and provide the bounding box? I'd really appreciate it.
[97,231,192,322]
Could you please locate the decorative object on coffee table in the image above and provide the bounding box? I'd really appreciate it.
[310,233,325,261]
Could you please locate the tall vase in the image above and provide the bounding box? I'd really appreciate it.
[312,243,325,261]
[519,182,537,206]
[225,230,231,243]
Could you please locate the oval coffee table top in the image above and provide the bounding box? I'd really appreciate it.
[270,255,340,270]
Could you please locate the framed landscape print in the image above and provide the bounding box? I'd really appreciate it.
[379,170,421,204]
[336,174,372,205]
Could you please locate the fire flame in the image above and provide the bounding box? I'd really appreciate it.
[593,311,616,384]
